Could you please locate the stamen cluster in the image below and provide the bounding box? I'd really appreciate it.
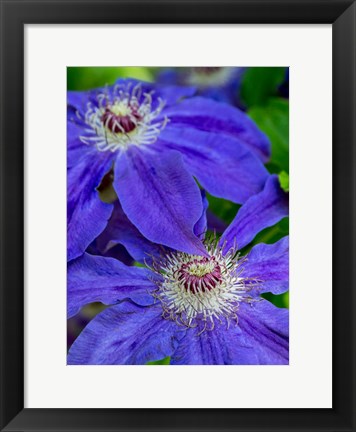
[78,82,169,153]
[187,67,235,87]
[150,237,257,332]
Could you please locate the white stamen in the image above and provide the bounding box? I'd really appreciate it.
[78,83,169,154]
[148,235,259,332]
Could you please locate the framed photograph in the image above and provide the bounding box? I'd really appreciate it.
[1,0,355,431]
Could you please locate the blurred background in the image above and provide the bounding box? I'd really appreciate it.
[67,67,289,364]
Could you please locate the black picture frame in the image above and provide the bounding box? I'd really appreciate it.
[1,0,355,431]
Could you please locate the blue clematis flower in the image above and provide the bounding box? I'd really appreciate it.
[67,175,289,365]
[158,67,246,108]
[67,78,270,261]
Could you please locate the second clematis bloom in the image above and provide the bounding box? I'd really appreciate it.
[158,67,246,107]
[67,175,289,365]
[67,78,270,261]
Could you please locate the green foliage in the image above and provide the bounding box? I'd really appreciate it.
[279,171,289,192]
[67,67,154,91]
[147,356,171,365]
[248,98,289,173]
[206,193,240,225]
[241,67,286,107]
[262,291,289,309]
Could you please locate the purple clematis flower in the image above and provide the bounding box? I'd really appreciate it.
[67,175,289,365]
[67,78,270,261]
[158,67,246,108]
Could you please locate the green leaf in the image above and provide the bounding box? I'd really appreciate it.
[147,356,171,365]
[241,67,286,107]
[206,193,240,225]
[248,98,289,172]
[67,67,154,91]
[262,291,289,309]
[278,171,289,192]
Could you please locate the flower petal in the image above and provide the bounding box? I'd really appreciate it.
[67,151,114,261]
[243,237,289,295]
[67,89,100,113]
[193,190,209,239]
[96,201,165,263]
[171,299,288,365]
[220,175,289,251]
[238,300,289,364]
[157,126,269,203]
[170,324,258,365]
[67,303,185,365]
[67,109,93,169]
[161,97,271,162]
[114,148,207,256]
[67,253,158,318]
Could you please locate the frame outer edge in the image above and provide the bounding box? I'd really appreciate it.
[332,2,356,430]
[0,0,25,431]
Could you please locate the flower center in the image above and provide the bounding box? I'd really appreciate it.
[150,237,257,332]
[187,67,235,88]
[78,82,169,153]
[101,103,142,134]
[193,67,222,75]
[177,257,222,293]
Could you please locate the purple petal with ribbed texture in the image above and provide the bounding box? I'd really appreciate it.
[243,237,289,295]
[114,148,207,256]
[237,300,289,364]
[170,324,258,365]
[171,299,288,365]
[160,96,271,162]
[67,303,185,365]
[67,253,159,318]
[220,175,288,252]
[67,150,114,261]
[157,126,268,204]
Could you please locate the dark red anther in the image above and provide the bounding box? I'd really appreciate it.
[101,107,141,134]
[178,258,222,294]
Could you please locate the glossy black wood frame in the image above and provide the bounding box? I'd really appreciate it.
[0,1,355,431]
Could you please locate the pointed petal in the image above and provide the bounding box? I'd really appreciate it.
[170,324,258,365]
[67,253,158,318]
[114,148,207,256]
[238,300,289,364]
[67,151,114,261]
[171,299,288,365]
[243,237,289,295]
[157,126,269,203]
[161,96,271,162]
[220,175,289,251]
[67,303,185,365]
